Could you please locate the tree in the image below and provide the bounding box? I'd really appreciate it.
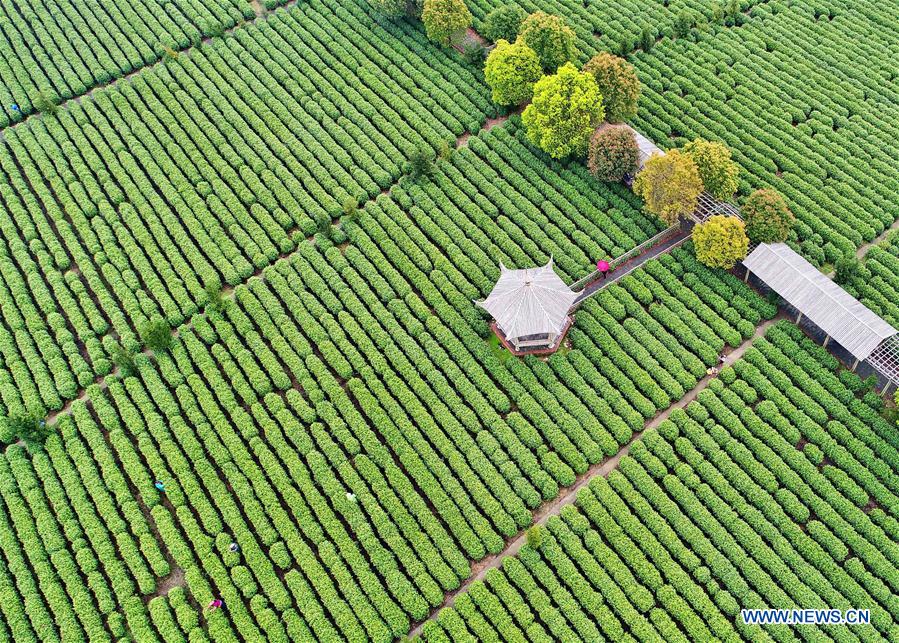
[407,144,436,180]
[834,254,860,284]
[422,0,471,46]
[632,150,703,224]
[140,318,173,353]
[742,188,794,243]
[522,63,604,159]
[7,414,50,450]
[517,12,575,72]
[368,0,407,17]
[693,215,749,269]
[582,53,640,123]
[110,341,138,377]
[682,138,739,200]
[526,525,544,549]
[205,279,227,313]
[588,125,639,182]
[482,5,527,43]
[484,39,542,106]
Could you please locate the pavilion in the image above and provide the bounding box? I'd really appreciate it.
[477,259,577,355]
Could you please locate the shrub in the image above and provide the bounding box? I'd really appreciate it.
[633,150,703,224]
[140,318,174,353]
[484,39,542,106]
[517,12,575,72]
[693,215,749,269]
[742,188,794,243]
[582,53,640,123]
[482,5,527,42]
[422,0,472,46]
[588,125,639,182]
[682,139,739,200]
[522,62,604,159]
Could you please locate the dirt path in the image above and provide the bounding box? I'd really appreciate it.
[856,218,899,260]
[407,314,782,638]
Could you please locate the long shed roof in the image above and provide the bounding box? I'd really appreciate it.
[476,260,576,340]
[744,243,898,361]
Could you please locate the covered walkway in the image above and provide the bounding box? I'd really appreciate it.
[744,242,899,391]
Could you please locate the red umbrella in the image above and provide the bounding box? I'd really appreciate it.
[596,260,610,273]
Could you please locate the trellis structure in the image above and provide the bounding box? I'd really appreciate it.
[688,191,742,224]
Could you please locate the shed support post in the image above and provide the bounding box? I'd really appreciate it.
[883,380,893,397]
[823,335,830,348]
[744,268,750,283]
[796,312,803,325]
[851,358,859,372]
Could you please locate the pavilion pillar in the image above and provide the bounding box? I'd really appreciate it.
[822,335,830,348]
[744,268,750,283]
[796,312,803,325]
[851,358,859,372]
[882,380,892,397]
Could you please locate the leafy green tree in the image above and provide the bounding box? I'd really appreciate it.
[517,12,575,71]
[588,125,639,182]
[522,63,604,159]
[673,10,695,38]
[482,5,527,42]
[693,215,749,269]
[7,414,50,450]
[370,0,423,17]
[422,0,472,46]
[640,27,656,51]
[742,188,794,243]
[408,144,436,180]
[484,39,542,106]
[140,318,173,353]
[682,138,739,200]
[633,150,703,224]
[110,341,138,377]
[205,279,227,313]
[834,254,860,284]
[583,52,640,123]
[526,525,544,549]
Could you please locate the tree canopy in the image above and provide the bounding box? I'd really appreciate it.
[693,215,749,269]
[482,5,527,43]
[632,150,703,224]
[522,62,604,159]
[588,125,639,182]
[583,53,640,123]
[368,0,407,17]
[517,12,576,72]
[682,138,739,200]
[422,0,472,46]
[368,0,406,18]
[742,188,794,243]
[484,39,543,106]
